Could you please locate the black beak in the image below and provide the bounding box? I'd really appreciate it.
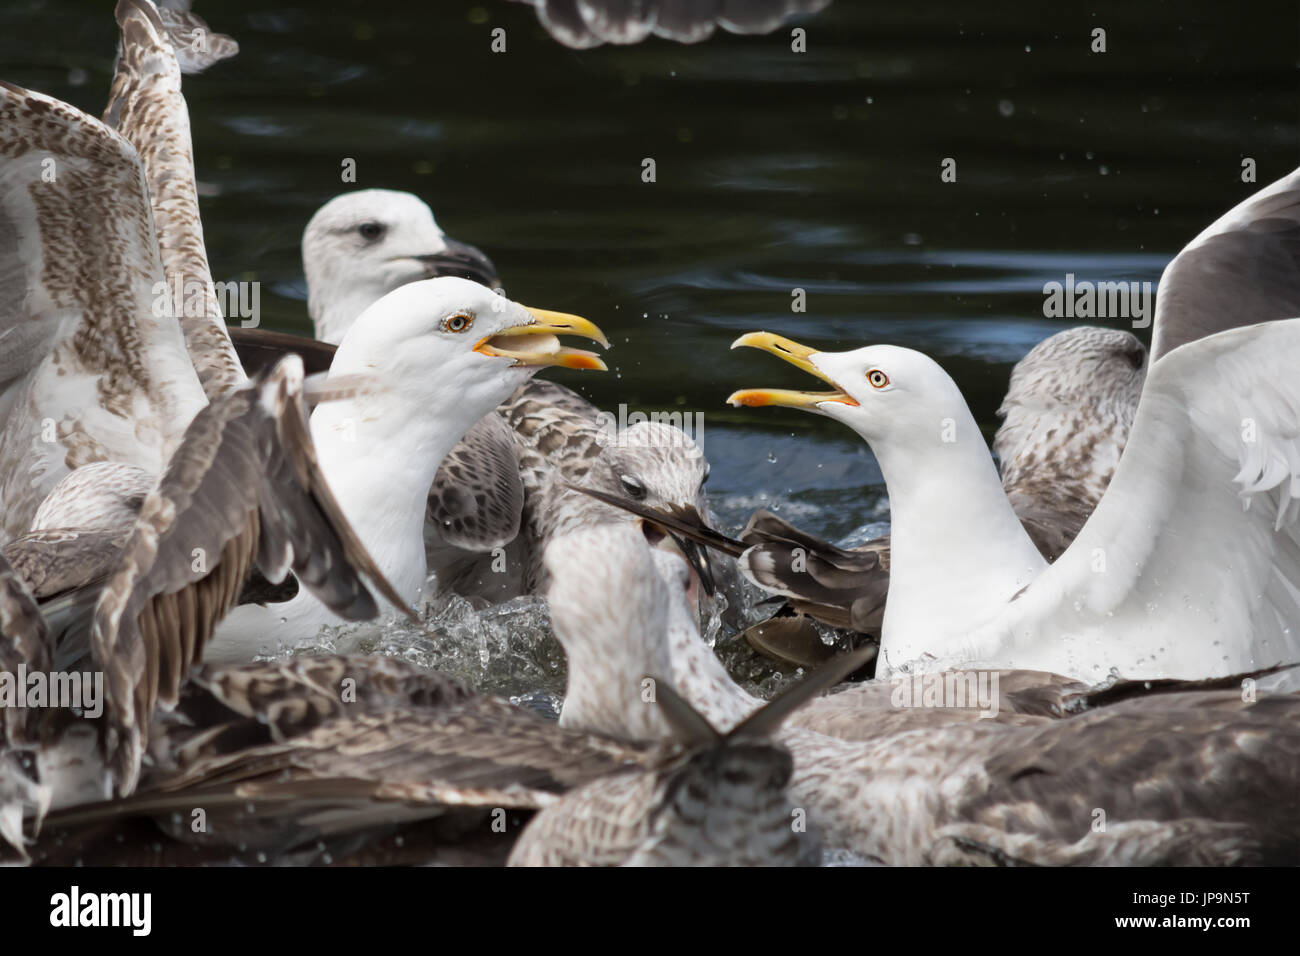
[565,483,748,598]
[414,238,502,290]
[670,533,718,596]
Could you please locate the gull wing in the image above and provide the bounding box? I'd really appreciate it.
[1151,166,1300,362]
[90,356,410,794]
[106,0,246,399]
[153,0,239,74]
[952,318,1300,679]
[0,82,206,540]
[427,412,526,551]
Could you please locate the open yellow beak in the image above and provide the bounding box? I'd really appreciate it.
[474,308,610,371]
[725,332,857,409]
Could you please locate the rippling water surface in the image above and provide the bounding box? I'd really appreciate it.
[3,2,1297,689]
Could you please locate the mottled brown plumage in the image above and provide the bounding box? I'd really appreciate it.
[104,0,246,400]
[0,78,205,539]
[546,523,1300,865]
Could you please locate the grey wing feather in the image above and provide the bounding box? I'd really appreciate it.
[1151,166,1300,362]
[428,413,526,551]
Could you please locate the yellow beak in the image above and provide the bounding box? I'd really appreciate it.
[725,332,857,409]
[474,308,610,371]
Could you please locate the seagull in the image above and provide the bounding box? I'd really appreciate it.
[0,4,610,673]
[23,645,855,867]
[629,164,1295,673]
[720,324,1147,667]
[509,643,871,867]
[230,214,729,608]
[208,279,610,661]
[543,522,1300,865]
[18,654,656,865]
[507,0,832,48]
[727,321,1300,679]
[0,355,414,855]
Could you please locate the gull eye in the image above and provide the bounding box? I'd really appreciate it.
[443,312,474,333]
[620,474,647,500]
[867,369,890,389]
[357,221,385,241]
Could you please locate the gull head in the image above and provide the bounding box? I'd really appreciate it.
[999,326,1145,422]
[726,332,968,445]
[600,423,715,599]
[330,276,608,428]
[303,189,501,344]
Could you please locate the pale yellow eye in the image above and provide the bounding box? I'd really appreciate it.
[867,369,889,389]
[443,312,474,333]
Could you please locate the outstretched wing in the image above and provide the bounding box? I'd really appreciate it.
[0,81,206,540]
[153,0,239,74]
[106,0,246,399]
[90,357,410,794]
[1151,166,1300,361]
[955,318,1300,679]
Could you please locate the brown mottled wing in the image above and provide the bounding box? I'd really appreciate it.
[950,693,1300,864]
[0,552,50,746]
[0,80,206,540]
[1,529,125,601]
[154,0,239,74]
[1151,166,1300,363]
[508,769,658,866]
[511,0,831,48]
[253,358,411,619]
[428,413,526,551]
[33,656,655,857]
[739,510,890,633]
[500,378,607,473]
[106,0,246,399]
[89,357,408,794]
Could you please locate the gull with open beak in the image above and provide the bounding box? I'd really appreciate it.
[209,277,611,661]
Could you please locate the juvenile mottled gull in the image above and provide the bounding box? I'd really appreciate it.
[544,523,1300,865]
[14,654,656,864]
[509,645,873,867]
[0,356,414,856]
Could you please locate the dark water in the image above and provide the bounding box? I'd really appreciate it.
[4,1,1298,541]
